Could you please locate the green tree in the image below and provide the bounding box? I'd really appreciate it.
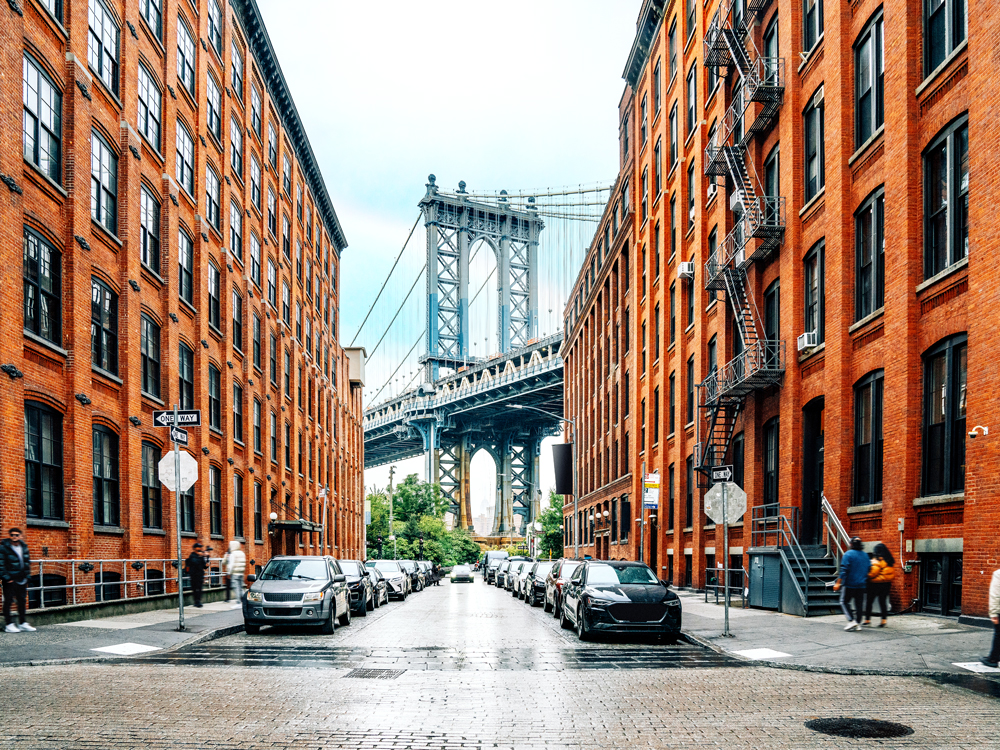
[392,474,448,522]
[448,528,482,565]
[536,491,565,560]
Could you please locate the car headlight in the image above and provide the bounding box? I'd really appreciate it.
[665,599,681,607]
[303,591,325,602]
[588,598,613,608]
[247,591,263,603]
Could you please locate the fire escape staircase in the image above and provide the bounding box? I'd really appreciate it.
[697,0,786,477]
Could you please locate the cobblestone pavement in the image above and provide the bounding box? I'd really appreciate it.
[1,577,998,749]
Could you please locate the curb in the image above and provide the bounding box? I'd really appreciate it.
[0,621,245,670]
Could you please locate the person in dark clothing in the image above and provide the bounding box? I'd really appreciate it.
[184,542,207,608]
[836,536,870,631]
[863,543,895,627]
[1,528,36,632]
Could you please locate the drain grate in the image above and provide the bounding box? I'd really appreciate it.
[343,668,406,679]
[805,718,914,739]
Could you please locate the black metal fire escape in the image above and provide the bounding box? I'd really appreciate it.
[697,0,786,476]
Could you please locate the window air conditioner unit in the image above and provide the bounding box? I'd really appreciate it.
[797,331,819,351]
[730,190,744,213]
[678,262,695,280]
[706,182,718,200]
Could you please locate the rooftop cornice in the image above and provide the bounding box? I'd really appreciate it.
[623,0,665,88]
[233,0,348,254]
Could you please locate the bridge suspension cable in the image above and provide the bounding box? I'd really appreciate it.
[365,264,426,360]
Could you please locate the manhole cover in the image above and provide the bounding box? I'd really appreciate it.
[805,718,914,738]
[343,668,405,679]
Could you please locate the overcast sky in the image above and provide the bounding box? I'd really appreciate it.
[257,0,641,531]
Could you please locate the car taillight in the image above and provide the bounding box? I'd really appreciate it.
[556,580,565,590]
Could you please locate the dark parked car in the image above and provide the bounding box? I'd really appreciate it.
[399,560,424,592]
[482,550,509,584]
[366,559,411,600]
[419,560,438,586]
[368,567,389,607]
[338,559,373,616]
[545,558,584,618]
[504,557,534,592]
[495,559,513,588]
[243,556,351,635]
[523,561,555,606]
[559,561,681,642]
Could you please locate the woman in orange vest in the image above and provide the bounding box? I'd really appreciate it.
[863,542,895,627]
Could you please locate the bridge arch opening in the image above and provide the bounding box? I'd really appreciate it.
[468,237,499,362]
[470,447,499,536]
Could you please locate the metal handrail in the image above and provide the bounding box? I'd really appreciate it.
[821,494,851,570]
[703,566,749,608]
[699,340,785,406]
[750,507,810,614]
[2,557,225,609]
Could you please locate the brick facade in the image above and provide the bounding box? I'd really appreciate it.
[0,0,364,600]
[566,0,997,618]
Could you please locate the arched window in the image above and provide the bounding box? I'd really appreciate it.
[25,401,63,520]
[923,335,967,496]
[93,424,119,527]
[854,371,884,506]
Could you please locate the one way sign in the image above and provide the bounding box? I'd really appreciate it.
[711,465,733,482]
[153,410,202,427]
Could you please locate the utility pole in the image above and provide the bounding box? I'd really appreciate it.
[388,465,396,559]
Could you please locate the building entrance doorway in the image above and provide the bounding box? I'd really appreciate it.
[801,398,825,545]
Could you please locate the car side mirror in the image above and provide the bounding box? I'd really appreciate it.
[247,574,257,583]
[659,579,670,588]
[363,570,370,576]
[333,574,346,583]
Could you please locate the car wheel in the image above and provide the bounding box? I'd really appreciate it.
[576,607,591,642]
[244,622,260,635]
[319,609,335,635]
[366,592,374,612]
[543,596,553,613]
[357,597,368,617]
[559,604,572,630]
[338,603,351,627]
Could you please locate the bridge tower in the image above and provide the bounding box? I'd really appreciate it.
[414,176,547,534]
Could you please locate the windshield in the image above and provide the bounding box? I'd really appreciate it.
[260,558,328,581]
[399,561,416,572]
[533,563,555,577]
[339,561,363,576]
[559,562,580,578]
[453,566,470,574]
[488,560,501,569]
[586,564,658,585]
[371,561,402,574]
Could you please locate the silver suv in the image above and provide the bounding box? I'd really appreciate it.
[243,556,351,635]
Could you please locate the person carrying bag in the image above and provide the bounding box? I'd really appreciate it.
[863,542,895,627]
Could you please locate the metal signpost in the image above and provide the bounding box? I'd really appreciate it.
[156,405,200,631]
[704,466,747,638]
[642,471,660,568]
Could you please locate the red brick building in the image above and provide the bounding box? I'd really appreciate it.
[0,0,365,604]
[565,0,997,621]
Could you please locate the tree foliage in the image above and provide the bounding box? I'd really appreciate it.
[536,491,565,560]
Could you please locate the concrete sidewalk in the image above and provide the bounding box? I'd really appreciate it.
[0,600,245,667]
[679,590,1000,679]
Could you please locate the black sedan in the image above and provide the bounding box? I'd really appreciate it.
[545,558,584,618]
[559,561,681,642]
[338,559,373,616]
[523,560,555,606]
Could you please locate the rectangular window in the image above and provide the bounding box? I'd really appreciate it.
[254,482,263,541]
[804,89,825,202]
[137,63,161,148]
[284,422,291,468]
[249,233,262,289]
[269,332,277,385]
[653,139,662,195]
[208,364,221,430]
[206,168,221,230]
[180,485,195,533]
[686,356,695,425]
[653,387,660,444]
[669,105,678,169]
[90,277,118,374]
[140,314,160,398]
[252,312,262,370]
[804,0,824,51]
[253,398,262,453]
[282,215,291,258]
[669,283,676,344]
[687,0,696,39]
[207,74,222,140]
[763,418,779,505]
[686,258,695,325]
[90,131,118,235]
[230,118,243,177]
[270,410,278,463]
[855,190,885,320]
[855,13,884,146]
[654,304,660,360]
[230,201,243,261]
[232,288,243,351]
[687,164,695,230]
[93,425,119,527]
[641,168,648,221]
[175,123,194,196]
[177,18,195,93]
[284,348,291,398]
[669,21,677,80]
[267,188,277,235]
[282,282,290,326]
[267,258,277,306]
[854,371,884,506]
[140,187,160,272]
[686,65,697,136]
[231,41,244,101]
[207,0,223,54]
[142,442,162,529]
[669,372,676,433]
[924,0,966,74]
[251,86,262,136]
[233,382,243,443]
[268,123,278,167]
[25,402,63,521]
[23,227,61,345]
[764,279,780,367]
[88,0,120,94]
[923,336,967,495]
[250,155,262,210]
[179,343,194,410]
[283,155,292,195]
[640,94,647,146]
[22,54,62,183]
[207,263,220,329]
[653,59,661,113]
[685,456,693,527]
[668,464,675,530]
[209,465,221,536]
[233,474,244,539]
[924,119,968,278]
[178,229,194,304]
[708,336,717,376]
[804,241,825,343]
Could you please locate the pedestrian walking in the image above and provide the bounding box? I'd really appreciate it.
[184,542,207,608]
[863,543,895,627]
[835,536,870,631]
[224,540,246,609]
[0,528,36,632]
[982,567,1000,668]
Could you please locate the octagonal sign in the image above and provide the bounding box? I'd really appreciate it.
[703,482,747,525]
[158,449,199,493]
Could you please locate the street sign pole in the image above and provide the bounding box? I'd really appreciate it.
[173,402,185,632]
[639,460,645,566]
[722,479,730,638]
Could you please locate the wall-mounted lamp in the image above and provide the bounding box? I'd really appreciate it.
[969,425,989,439]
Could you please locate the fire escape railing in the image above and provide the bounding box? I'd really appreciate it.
[695,0,786,477]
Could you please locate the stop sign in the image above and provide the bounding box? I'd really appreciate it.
[158,449,199,492]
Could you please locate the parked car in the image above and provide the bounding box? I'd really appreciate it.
[545,558,584,618]
[559,561,682,642]
[398,560,425,592]
[450,565,474,583]
[495,559,514,588]
[366,559,411,600]
[523,561,555,606]
[504,557,533,592]
[481,550,509,584]
[368,567,390,607]
[243,556,351,635]
[510,560,535,597]
[418,560,438,586]
[338,559,373,616]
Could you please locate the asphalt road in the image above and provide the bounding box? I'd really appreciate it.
[1,575,998,749]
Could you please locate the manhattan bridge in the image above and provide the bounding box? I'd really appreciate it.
[354,175,610,538]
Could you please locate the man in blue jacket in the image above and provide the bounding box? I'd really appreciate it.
[838,537,870,631]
